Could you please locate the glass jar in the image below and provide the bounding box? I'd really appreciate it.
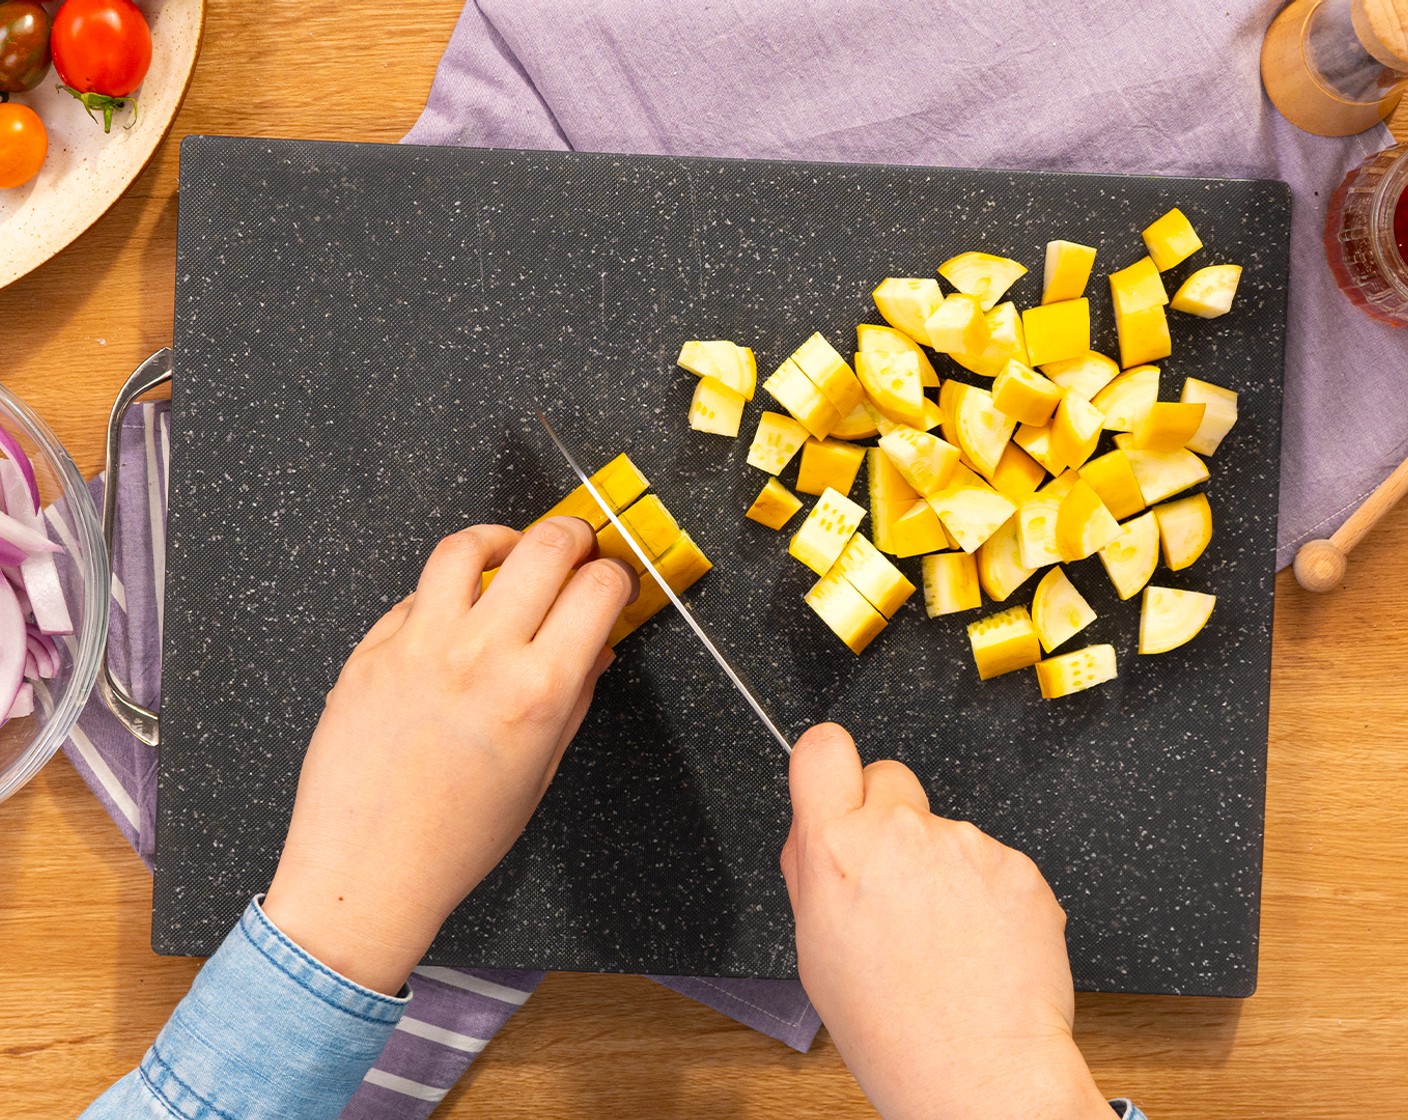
[1324,141,1408,326]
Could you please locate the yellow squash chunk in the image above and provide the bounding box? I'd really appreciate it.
[1042,468,1080,498]
[872,278,946,347]
[864,396,944,437]
[746,410,810,474]
[955,383,1018,479]
[1039,349,1119,400]
[1043,240,1097,304]
[806,567,888,655]
[1016,493,1063,569]
[762,359,840,440]
[1013,422,1061,474]
[1180,377,1238,455]
[1031,566,1096,653]
[745,478,804,530]
[609,532,712,646]
[992,360,1062,427]
[1123,448,1209,504]
[796,438,867,497]
[1036,644,1118,699]
[599,494,681,561]
[928,486,1017,554]
[938,251,1028,311]
[976,516,1039,603]
[938,379,974,468]
[1152,492,1213,571]
[1049,392,1104,472]
[991,441,1046,500]
[892,498,949,559]
[967,604,1041,681]
[1139,585,1215,655]
[1021,298,1090,367]
[926,293,990,354]
[855,350,926,428]
[1097,511,1159,600]
[688,376,746,437]
[1056,478,1121,561]
[1078,450,1146,521]
[1142,207,1203,271]
[1107,256,1168,317]
[789,487,867,576]
[536,453,649,530]
[945,461,996,492]
[867,446,920,555]
[677,340,757,399]
[791,332,865,416]
[922,551,982,617]
[950,301,1030,378]
[1170,264,1242,318]
[1092,365,1160,431]
[832,398,881,441]
[878,427,961,497]
[857,322,941,388]
[1116,304,1172,369]
[833,532,916,618]
[1127,402,1206,451]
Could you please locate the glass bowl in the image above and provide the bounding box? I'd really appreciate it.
[0,383,109,803]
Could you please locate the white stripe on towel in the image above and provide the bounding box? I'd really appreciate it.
[412,967,533,1005]
[362,1069,449,1102]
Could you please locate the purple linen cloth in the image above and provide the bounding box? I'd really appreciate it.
[404,0,1408,570]
[53,401,819,1120]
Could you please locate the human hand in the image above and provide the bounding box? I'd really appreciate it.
[780,724,1110,1120]
[263,518,636,995]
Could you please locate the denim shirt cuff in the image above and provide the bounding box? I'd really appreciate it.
[137,896,408,1120]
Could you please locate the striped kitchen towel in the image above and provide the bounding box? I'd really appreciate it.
[52,400,820,1119]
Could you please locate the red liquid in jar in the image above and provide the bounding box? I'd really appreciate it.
[1397,186,1408,268]
[1324,149,1408,327]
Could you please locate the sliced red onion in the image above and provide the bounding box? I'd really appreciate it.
[25,632,57,679]
[0,426,39,514]
[0,539,27,567]
[23,651,38,679]
[22,553,72,636]
[8,682,34,720]
[0,509,60,555]
[0,577,26,719]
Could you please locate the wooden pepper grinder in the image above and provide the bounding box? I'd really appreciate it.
[1294,454,1408,590]
[1262,0,1408,135]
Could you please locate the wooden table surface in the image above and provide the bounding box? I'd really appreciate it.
[4,4,1408,1116]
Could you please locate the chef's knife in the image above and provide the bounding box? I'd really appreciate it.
[536,413,793,755]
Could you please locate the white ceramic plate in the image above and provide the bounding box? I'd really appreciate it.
[0,0,204,289]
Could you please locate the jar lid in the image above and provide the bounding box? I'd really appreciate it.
[1352,0,1408,72]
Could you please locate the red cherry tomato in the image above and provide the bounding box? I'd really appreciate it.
[51,0,151,98]
[0,102,47,189]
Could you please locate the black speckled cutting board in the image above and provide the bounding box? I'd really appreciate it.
[155,135,1288,995]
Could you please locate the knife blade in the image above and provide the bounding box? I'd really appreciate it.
[536,413,793,755]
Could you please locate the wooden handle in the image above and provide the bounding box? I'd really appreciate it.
[1330,453,1408,554]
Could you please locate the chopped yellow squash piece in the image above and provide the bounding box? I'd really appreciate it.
[967,604,1041,680]
[806,567,888,654]
[1078,449,1146,521]
[1016,493,1063,569]
[855,349,926,428]
[857,322,940,388]
[1097,511,1159,600]
[746,410,810,474]
[1042,240,1097,304]
[892,498,950,558]
[536,453,649,530]
[762,359,841,440]
[598,494,681,563]
[1142,207,1203,271]
[928,486,1017,554]
[1021,298,1090,367]
[832,398,882,441]
[926,292,990,354]
[1042,468,1080,499]
[1031,566,1096,653]
[1107,256,1169,317]
[878,426,961,497]
[954,383,1018,479]
[688,376,746,437]
[677,339,757,399]
[992,360,1062,427]
[609,531,713,646]
[1039,350,1119,400]
[872,278,946,347]
[976,516,1039,603]
[1013,422,1062,474]
[1122,448,1209,504]
[1056,478,1122,561]
[1036,644,1117,699]
[833,532,916,618]
[938,251,1028,311]
[1180,377,1238,456]
[950,301,1030,378]
[1127,402,1206,451]
[791,332,865,416]
[922,551,982,617]
[1049,392,1103,472]
[745,478,804,530]
[1170,264,1242,318]
[796,438,867,497]
[1115,304,1172,370]
[789,487,867,575]
[1152,492,1212,571]
[1139,585,1215,654]
[867,446,920,555]
[990,441,1046,500]
[1092,365,1160,431]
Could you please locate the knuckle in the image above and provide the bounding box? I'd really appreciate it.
[530,517,588,558]
[432,527,490,568]
[580,558,632,602]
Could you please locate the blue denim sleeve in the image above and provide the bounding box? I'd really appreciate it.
[80,897,408,1120]
[1109,1099,1149,1118]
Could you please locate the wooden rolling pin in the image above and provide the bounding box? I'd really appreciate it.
[1294,454,1408,590]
